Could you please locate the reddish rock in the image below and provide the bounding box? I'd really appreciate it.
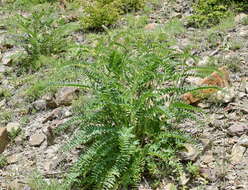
[0,127,10,153]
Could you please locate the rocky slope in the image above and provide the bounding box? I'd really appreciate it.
[0,0,248,189]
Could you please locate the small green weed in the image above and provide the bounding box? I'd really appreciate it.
[0,155,7,169]
[186,162,200,177]
[228,38,244,51]
[28,171,68,190]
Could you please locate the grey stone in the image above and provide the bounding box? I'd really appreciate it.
[32,99,47,111]
[55,87,79,106]
[238,135,248,147]
[227,123,248,136]
[230,143,246,164]
[29,132,46,146]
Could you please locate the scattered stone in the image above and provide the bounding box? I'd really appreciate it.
[0,127,10,153]
[32,99,47,111]
[1,50,22,66]
[7,179,25,190]
[201,153,214,164]
[214,87,236,103]
[199,168,216,182]
[197,102,210,108]
[42,93,57,109]
[7,154,19,164]
[29,132,46,146]
[180,143,199,161]
[235,13,247,23]
[164,183,176,190]
[6,122,20,133]
[0,65,7,73]
[144,23,159,30]
[239,27,248,38]
[55,87,79,106]
[227,123,248,136]
[230,143,246,164]
[42,107,64,123]
[180,172,189,185]
[238,135,248,148]
[14,136,23,146]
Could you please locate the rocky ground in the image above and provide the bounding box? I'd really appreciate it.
[1,0,248,189]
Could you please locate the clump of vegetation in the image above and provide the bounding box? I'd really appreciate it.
[188,0,248,27]
[81,0,145,30]
[57,29,213,189]
[0,155,7,169]
[82,1,120,30]
[10,7,79,71]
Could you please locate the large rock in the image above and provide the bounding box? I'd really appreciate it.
[0,127,10,153]
[55,87,79,106]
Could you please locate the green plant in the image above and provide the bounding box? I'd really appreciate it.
[0,87,12,100]
[82,1,120,30]
[116,0,145,13]
[188,0,248,27]
[228,38,244,51]
[8,128,22,141]
[0,110,12,125]
[10,7,79,71]
[57,31,215,189]
[186,162,200,177]
[81,0,146,30]
[0,154,7,169]
[188,0,230,27]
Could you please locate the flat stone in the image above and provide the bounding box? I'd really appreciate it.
[238,135,248,147]
[201,153,214,164]
[7,154,20,164]
[42,107,64,123]
[180,143,199,161]
[0,127,10,153]
[230,143,246,164]
[227,123,248,136]
[55,87,79,106]
[32,99,47,111]
[29,132,46,146]
[215,87,236,103]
